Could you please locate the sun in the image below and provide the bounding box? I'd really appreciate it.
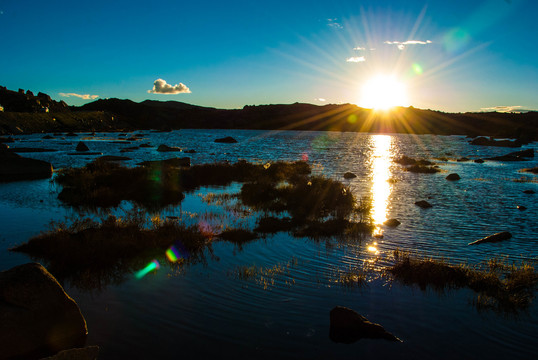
[359,75,409,110]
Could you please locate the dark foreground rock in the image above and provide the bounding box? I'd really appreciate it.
[138,157,191,168]
[98,155,132,162]
[41,346,99,360]
[329,306,401,343]
[0,144,53,181]
[486,149,534,162]
[214,136,238,143]
[415,200,432,209]
[0,263,87,359]
[468,231,512,246]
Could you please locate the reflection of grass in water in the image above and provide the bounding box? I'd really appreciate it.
[389,250,538,314]
[505,176,538,183]
[231,257,299,290]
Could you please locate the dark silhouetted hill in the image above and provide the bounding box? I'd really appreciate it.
[1,85,536,140]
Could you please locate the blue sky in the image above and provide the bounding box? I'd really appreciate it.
[0,0,536,112]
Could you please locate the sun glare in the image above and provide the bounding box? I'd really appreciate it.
[359,75,408,110]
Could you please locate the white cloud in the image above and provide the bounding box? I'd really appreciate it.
[327,18,343,29]
[353,46,366,51]
[384,40,432,50]
[480,105,523,113]
[59,92,99,100]
[148,78,191,94]
[317,98,326,102]
[346,56,366,63]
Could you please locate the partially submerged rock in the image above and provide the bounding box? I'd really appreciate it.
[468,231,512,246]
[157,144,182,152]
[384,218,401,227]
[487,149,534,162]
[0,263,87,359]
[75,141,89,152]
[446,173,461,181]
[329,306,401,343]
[474,159,484,164]
[0,145,53,181]
[343,172,357,179]
[470,137,520,147]
[214,136,238,143]
[415,200,432,209]
[523,190,535,194]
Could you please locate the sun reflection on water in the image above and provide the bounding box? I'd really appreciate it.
[370,135,393,235]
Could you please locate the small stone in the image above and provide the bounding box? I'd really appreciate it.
[446,173,461,181]
[384,218,401,227]
[343,172,357,179]
[415,200,432,209]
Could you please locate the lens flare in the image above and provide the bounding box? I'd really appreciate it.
[166,246,180,262]
[135,260,160,279]
[412,63,423,75]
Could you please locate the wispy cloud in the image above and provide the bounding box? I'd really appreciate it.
[59,92,99,100]
[316,98,326,102]
[327,18,343,29]
[481,105,524,113]
[346,56,366,63]
[385,40,432,50]
[353,46,366,51]
[148,78,191,94]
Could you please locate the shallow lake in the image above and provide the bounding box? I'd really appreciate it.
[1,129,537,359]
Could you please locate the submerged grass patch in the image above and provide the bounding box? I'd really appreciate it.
[10,212,210,290]
[388,251,538,313]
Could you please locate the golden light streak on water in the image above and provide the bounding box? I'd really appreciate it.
[370,135,393,236]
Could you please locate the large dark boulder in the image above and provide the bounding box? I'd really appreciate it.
[329,306,401,343]
[0,145,53,181]
[468,231,512,246]
[0,263,88,359]
[214,136,238,143]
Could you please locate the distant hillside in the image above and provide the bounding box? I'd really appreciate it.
[1,85,537,140]
[78,98,538,141]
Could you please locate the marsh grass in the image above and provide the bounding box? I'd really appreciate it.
[55,159,312,210]
[389,251,538,313]
[231,257,299,289]
[394,155,435,166]
[10,211,210,290]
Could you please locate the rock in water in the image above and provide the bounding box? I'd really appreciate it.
[343,172,357,179]
[468,231,512,246]
[446,173,461,181]
[214,136,238,143]
[415,200,432,209]
[0,263,88,359]
[157,144,182,152]
[75,141,89,152]
[384,218,401,227]
[329,306,401,343]
[0,145,53,181]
